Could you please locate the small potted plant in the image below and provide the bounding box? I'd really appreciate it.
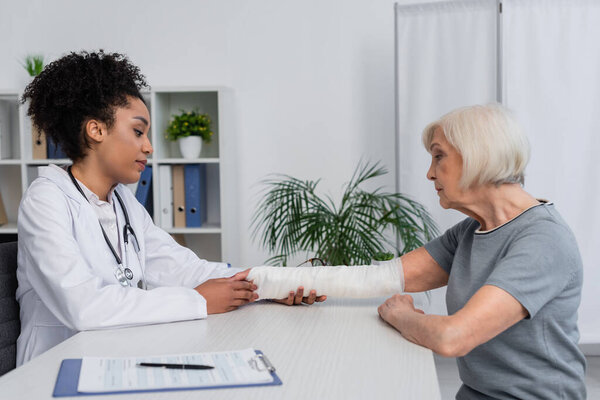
[22,54,45,78]
[165,109,213,159]
[22,54,48,159]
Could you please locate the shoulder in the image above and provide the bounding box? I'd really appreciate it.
[500,204,582,273]
[512,204,578,247]
[18,176,82,236]
[423,217,478,271]
[21,165,84,211]
[21,177,74,213]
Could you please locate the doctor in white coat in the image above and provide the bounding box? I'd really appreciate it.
[15,51,265,366]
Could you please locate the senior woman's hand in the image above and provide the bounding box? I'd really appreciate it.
[272,287,327,306]
[378,294,424,329]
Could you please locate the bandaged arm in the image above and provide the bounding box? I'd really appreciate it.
[247,258,404,299]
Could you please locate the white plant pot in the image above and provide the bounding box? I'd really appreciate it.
[179,136,203,159]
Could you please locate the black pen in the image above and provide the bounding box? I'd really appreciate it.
[137,362,214,370]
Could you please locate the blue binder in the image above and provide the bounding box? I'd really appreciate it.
[52,350,282,397]
[135,165,153,216]
[184,164,207,227]
[47,139,67,159]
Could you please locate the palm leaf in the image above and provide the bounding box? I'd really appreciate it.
[251,161,439,265]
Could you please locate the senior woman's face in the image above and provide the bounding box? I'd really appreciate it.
[426,127,464,209]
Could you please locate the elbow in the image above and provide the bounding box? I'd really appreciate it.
[63,313,91,331]
[433,321,473,358]
[62,304,100,331]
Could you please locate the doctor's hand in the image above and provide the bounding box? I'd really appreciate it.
[272,287,327,306]
[194,269,258,314]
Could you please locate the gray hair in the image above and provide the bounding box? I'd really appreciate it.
[422,104,530,189]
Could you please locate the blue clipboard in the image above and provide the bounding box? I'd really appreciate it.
[52,350,282,397]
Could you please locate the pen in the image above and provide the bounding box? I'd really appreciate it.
[137,362,214,370]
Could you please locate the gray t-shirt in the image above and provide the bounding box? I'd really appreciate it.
[425,202,586,400]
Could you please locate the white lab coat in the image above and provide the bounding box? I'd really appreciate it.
[16,165,237,366]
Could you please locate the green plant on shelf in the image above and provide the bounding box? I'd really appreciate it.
[22,54,45,77]
[252,160,439,266]
[165,109,213,142]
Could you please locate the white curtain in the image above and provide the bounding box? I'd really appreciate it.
[396,0,600,344]
[502,0,600,345]
[395,0,498,315]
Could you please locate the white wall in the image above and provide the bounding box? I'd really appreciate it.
[0,0,432,268]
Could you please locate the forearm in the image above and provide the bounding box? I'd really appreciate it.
[387,312,465,357]
[381,285,528,358]
[248,260,403,299]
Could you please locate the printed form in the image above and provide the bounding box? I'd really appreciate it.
[77,348,273,393]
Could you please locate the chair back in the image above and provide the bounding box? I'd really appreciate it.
[0,241,19,376]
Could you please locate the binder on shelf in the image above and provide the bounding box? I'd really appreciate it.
[0,191,7,226]
[32,125,47,160]
[184,164,207,227]
[0,100,11,159]
[47,138,67,159]
[134,166,153,217]
[158,165,173,229]
[172,164,186,228]
[52,349,281,397]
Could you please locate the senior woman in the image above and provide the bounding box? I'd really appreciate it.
[377,104,586,399]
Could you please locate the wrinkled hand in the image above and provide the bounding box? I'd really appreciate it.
[195,269,258,314]
[377,294,424,328]
[272,286,327,306]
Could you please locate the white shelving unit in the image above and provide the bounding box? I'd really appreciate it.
[0,87,236,264]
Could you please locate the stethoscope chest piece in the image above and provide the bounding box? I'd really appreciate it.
[124,268,134,280]
[114,268,129,287]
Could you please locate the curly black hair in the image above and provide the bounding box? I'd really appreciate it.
[21,50,148,161]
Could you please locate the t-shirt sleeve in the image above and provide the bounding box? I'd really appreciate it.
[424,218,474,273]
[485,224,580,319]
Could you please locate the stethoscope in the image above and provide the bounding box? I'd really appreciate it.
[67,166,146,289]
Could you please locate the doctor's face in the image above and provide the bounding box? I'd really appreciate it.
[98,97,153,185]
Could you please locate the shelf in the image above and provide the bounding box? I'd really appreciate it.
[0,87,230,262]
[27,159,71,165]
[0,222,18,234]
[165,224,222,234]
[152,86,225,93]
[0,159,21,165]
[156,158,220,164]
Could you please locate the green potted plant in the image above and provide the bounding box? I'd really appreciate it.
[252,160,439,266]
[21,54,46,160]
[22,54,45,77]
[165,109,213,159]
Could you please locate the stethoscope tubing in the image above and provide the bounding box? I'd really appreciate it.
[67,166,145,288]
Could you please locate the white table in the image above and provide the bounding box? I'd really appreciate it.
[0,298,441,399]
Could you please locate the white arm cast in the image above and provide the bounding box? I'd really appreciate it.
[247,258,404,299]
